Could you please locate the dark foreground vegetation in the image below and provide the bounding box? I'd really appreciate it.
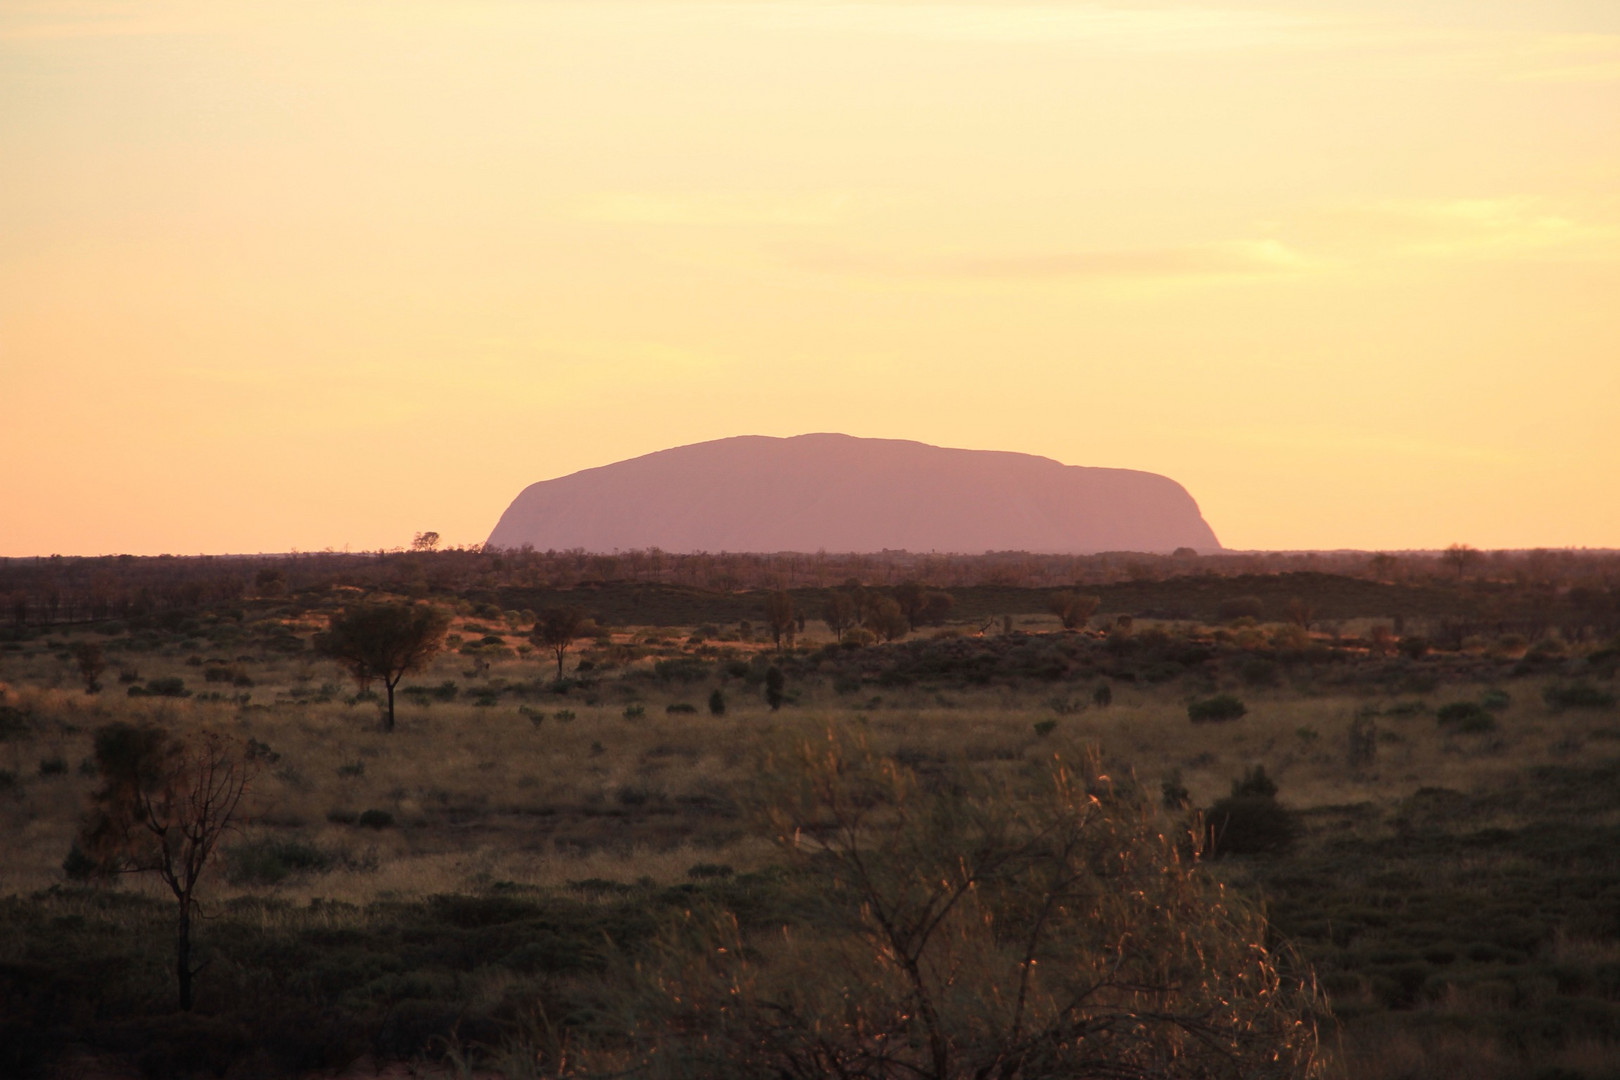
[1,546,1618,1078]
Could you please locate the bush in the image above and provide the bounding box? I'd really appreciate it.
[1204,767,1294,856]
[1436,701,1497,733]
[1033,719,1058,738]
[1093,683,1112,707]
[357,809,394,829]
[666,703,698,715]
[1188,694,1247,723]
[584,736,1322,1077]
[623,703,646,720]
[226,838,332,886]
[1544,682,1617,712]
[128,676,189,698]
[708,689,726,716]
[1215,595,1264,622]
[1206,796,1295,856]
[37,756,68,777]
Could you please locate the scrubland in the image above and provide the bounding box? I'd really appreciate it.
[2,580,1618,1079]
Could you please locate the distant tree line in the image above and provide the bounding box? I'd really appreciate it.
[4,545,1619,640]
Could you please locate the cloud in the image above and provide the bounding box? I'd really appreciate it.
[571,191,851,229]
[771,237,1310,282]
[1504,33,1620,83]
[1312,198,1619,261]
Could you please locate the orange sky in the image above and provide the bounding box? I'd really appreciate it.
[3,0,1617,555]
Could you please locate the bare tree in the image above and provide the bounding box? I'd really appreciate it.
[315,601,452,732]
[76,724,258,1011]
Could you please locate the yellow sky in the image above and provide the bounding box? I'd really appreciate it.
[3,0,1617,555]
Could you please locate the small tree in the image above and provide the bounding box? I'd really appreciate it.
[70,641,106,694]
[1440,543,1478,580]
[74,723,257,1011]
[534,606,589,683]
[315,601,452,732]
[1047,591,1101,631]
[1285,596,1315,630]
[823,592,857,642]
[765,666,786,710]
[411,531,441,552]
[865,596,909,642]
[764,591,797,651]
[894,581,928,629]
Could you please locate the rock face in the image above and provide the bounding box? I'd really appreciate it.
[485,434,1220,554]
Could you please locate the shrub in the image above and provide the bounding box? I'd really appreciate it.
[1544,682,1617,712]
[1033,719,1058,738]
[1480,688,1511,711]
[37,756,68,777]
[708,689,726,716]
[1399,636,1430,660]
[1215,595,1265,623]
[1188,694,1247,724]
[1161,770,1190,809]
[1436,701,1497,733]
[666,703,698,715]
[357,809,394,829]
[764,667,786,711]
[226,838,332,886]
[128,676,189,698]
[1206,767,1296,856]
[1093,683,1112,707]
[623,704,646,721]
[587,735,1322,1077]
[655,658,709,682]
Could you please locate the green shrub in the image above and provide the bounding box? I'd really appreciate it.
[708,689,726,716]
[357,809,394,829]
[1480,689,1512,711]
[0,705,29,739]
[226,838,332,886]
[654,658,708,682]
[128,676,188,698]
[1033,719,1058,738]
[1436,701,1497,733]
[1544,682,1617,712]
[1188,694,1246,723]
[666,702,697,715]
[1206,767,1294,856]
[623,704,646,720]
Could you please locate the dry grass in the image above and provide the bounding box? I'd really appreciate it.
[1,618,1614,908]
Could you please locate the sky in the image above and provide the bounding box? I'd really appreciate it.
[2,0,1617,556]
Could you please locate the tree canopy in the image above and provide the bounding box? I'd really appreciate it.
[314,601,451,731]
